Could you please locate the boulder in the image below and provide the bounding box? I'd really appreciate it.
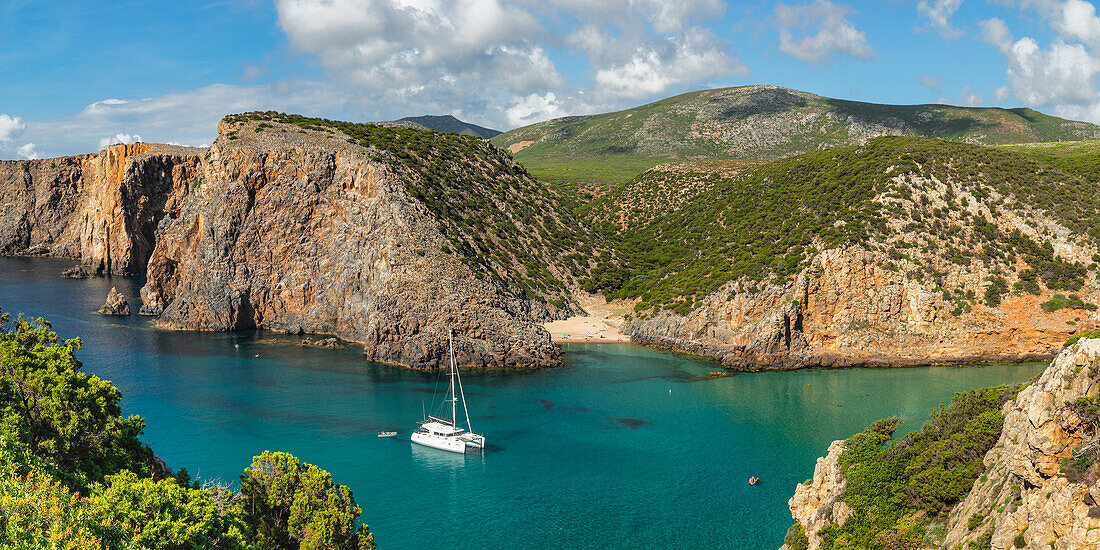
[61,265,92,278]
[98,287,131,316]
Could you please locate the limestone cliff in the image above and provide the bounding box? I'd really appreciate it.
[0,144,202,275]
[939,338,1100,550]
[782,338,1100,550]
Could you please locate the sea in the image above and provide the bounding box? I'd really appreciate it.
[0,256,1046,549]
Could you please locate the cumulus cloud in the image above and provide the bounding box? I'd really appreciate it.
[274,0,745,128]
[917,73,944,90]
[917,0,964,38]
[592,28,747,99]
[98,133,143,149]
[980,7,1100,122]
[938,85,984,106]
[775,0,875,65]
[16,143,40,160]
[0,114,25,144]
[6,0,748,156]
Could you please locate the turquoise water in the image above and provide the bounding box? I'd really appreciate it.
[0,257,1046,549]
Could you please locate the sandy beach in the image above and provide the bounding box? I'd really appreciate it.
[544,295,632,343]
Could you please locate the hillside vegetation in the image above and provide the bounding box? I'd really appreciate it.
[785,384,1022,550]
[224,111,604,305]
[492,85,1100,189]
[583,136,1100,315]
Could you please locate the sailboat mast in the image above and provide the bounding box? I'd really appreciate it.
[449,329,457,426]
[455,347,474,432]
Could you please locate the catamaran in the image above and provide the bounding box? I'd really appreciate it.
[411,330,485,454]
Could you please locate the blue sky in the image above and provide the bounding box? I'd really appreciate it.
[2,0,1099,159]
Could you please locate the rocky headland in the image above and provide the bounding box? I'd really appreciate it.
[782,337,1100,550]
[0,143,201,275]
[1,114,597,369]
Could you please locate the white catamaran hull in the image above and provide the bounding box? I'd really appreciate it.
[411,431,469,453]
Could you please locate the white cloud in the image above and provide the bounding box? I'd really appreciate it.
[16,143,40,160]
[0,114,25,144]
[775,0,875,65]
[274,0,745,129]
[98,133,143,149]
[917,73,944,90]
[938,85,984,106]
[980,9,1100,122]
[593,28,746,99]
[917,0,964,38]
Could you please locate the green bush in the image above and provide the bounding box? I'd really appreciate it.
[0,310,377,550]
[818,385,1021,549]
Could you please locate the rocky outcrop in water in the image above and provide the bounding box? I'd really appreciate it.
[98,287,131,316]
[0,144,202,275]
[1,116,582,369]
[785,440,853,550]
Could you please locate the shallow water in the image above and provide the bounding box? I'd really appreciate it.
[0,256,1046,549]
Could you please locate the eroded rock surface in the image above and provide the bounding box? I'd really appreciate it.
[0,144,202,275]
[783,339,1100,550]
[940,339,1100,550]
[98,287,131,316]
[784,440,853,550]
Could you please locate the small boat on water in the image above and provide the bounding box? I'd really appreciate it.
[748,477,759,485]
[411,330,485,454]
[377,431,398,438]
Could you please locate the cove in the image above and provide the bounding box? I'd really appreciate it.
[0,257,1046,548]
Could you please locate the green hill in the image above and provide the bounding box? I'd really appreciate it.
[399,114,502,138]
[581,136,1100,314]
[492,85,1100,189]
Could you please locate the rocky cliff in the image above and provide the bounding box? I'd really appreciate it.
[601,139,1100,369]
[0,144,201,275]
[1,114,595,369]
[782,338,1100,550]
[139,115,584,368]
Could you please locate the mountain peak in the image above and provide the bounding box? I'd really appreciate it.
[397,114,502,139]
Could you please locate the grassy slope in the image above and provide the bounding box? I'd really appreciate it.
[223,112,603,304]
[492,86,1100,189]
[582,136,1100,314]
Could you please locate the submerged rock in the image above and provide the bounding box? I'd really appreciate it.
[98,287,131,316]
[61,265,92,278]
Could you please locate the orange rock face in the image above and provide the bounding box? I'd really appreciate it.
[628,245,1097,369]
[0,143,201,274]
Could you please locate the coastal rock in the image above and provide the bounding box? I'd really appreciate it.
[302,338,341,348]
[0,144,202,275]
[626,237,1096,371]
[97,287,131,316]
[138,117,571,370]
[783,339,1100,550]
[61,265,92,278]
[783,440,850,550]
[939,338,1100,550]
